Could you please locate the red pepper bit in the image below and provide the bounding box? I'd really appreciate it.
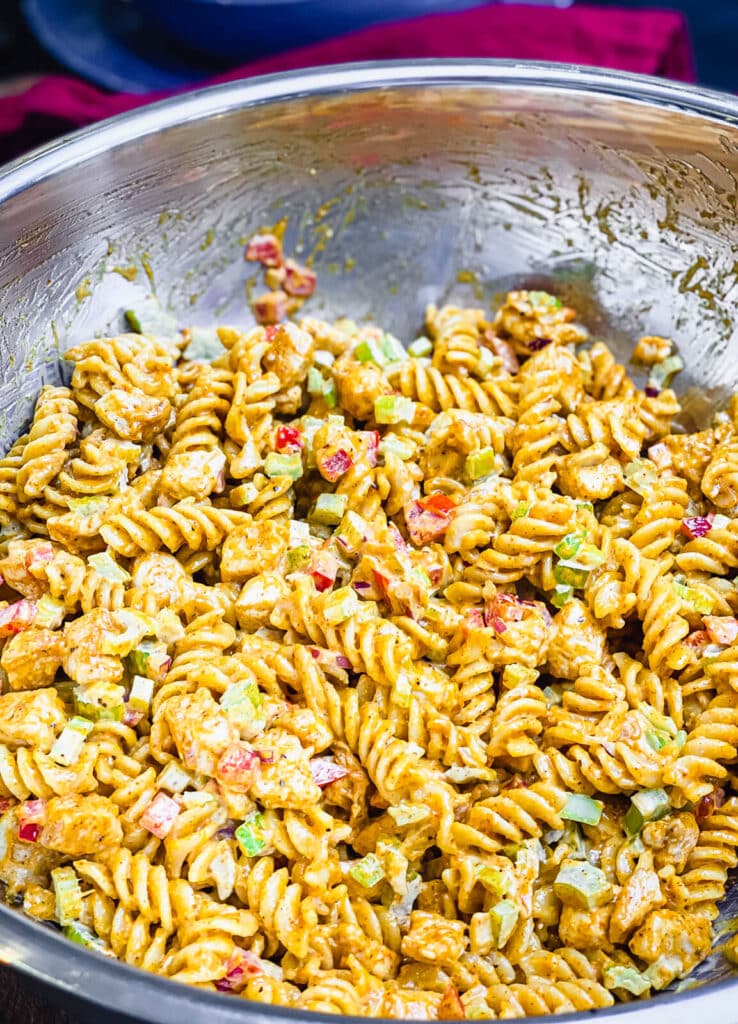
[245,233,283,268]
[317,448,353,482]
[275,425,303,453]
[282,259,317,298]
[253,290,288,325]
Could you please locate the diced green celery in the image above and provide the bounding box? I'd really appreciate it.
[379,435,415,461]
[473,347,496,380]
[501,664,538,688]
[674,730,687,748]
[125,297,178,338]
[624,459,658,497]
[543,685,563,707]
[465,447,497,482]
[67,496,108,518]
[645,730,668,752]
[323,586,359,625]
[34,594,65,630]
[489,899,519,948]
[553,529,587,560]
[323,379,337,408]
[74,682,125,722]
[335,511,367,553]
[552,584,574,608]
[221,678,262,712]
[88,551,131,583]
[230,481,258,507]
[603,965,651,996]
[391,671,412,708]
[313,349,334,368]
[511,503,529,520]
[235,812,267,857]
[476,866,512,899]
[560,793,603,826]
[387,803,430,826]
[289,520,311,547]
[528,291,562,311]
[50,716,94,766]
[408,336,433,358]
[307,367,326,394]
[264,452,303,480]
[185,327,222,361]
[126,640,170,681]
[309,492,348,526]
[560,543,605,572]
[381,333,407,362]
[374,395,415,425]
[157,760,194,794]
[624,789,671,837]
[553,859,612,909]
[52,866,82,925]
[63,921,112,955]
[639,703,677,738]
[350,852,385,888]
[649,354,684,389]
[287,546,312,571]
[553,563,589,589]
[355,337,389,365]
[129,675,154,715]
[576,500,594,514]
[672,580,713,614]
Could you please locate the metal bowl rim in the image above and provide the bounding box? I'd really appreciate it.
[2,58,738,1023]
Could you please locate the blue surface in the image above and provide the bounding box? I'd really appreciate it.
[22,0,218,93]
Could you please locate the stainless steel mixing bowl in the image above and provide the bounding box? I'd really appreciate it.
[1,60,738,1024]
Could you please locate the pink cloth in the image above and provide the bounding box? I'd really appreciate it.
[0,4,694,145]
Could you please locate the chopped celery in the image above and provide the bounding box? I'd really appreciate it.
[553,859,612,909]
[230,481,258,507]
[374,395,415,425]
[307,367,327,395]
[350,852,385,888]
[309,492,348,526]
[264,452,303,480]
[408,336,433,358]
[502,664,538,688]
[465,447,497,482]
[221,678,262,713]
[50,716,93,766]
[355,337,388,365]
[125,297,178,338]
[128,675,154,715]
[560,793,603,826]
[34,594,65,630]
[553,563,589,589]
[511,503,529,520]
[489,899,519,948]
[543,685,563,707]
[126,640,170,681]
[649,354,684,389]
[51,866,82,926]
[391,672,413,709]
[381,333,407,362]
[673,580,713,614]
[287,546,312,571]
[552,584,574,608]
[74,682,125,722]
[624,789,670,837]
[322,586,358,625]
[624,460,658,497]
[235,812,267,857]
[473,347,496,380]
[528,291,561,311]
[335,511,368,553]
[185,327,222,361]
[603,965,651,996]
[156,760,194,794]
[323,379,337,408]
[476,866,513,899]
[63,921,112,955]
[387,803,430,826]
[313,349,334,368]
[379,435,415,461]
[289,520,311,547]
[554,530,587,560]
[645,731,668,752]
[674,730,687,748]
[88,551,131,583]
[67,496,108,517]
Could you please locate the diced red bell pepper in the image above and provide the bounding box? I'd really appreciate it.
[704,616,738,645]
[18,799,46,842]
[485,592,524,627]
[264,325,279,343]
[317,448,353,482]
[216,743,261,785]
[25,542,53,576]
[404,499,453,546]
[141,792,180,839]
[685,629,710,648]
[245,233,283,268]
[373,570,390,597]
[282,259,317,298]
[418,493,456,516]
[311,552,338,593]
[310,757,350,788]
[0,600,37,638]
[215,950,265,992]
[253,290,288,325]
[437,984,466,1020]
[275,425,303,453]
[681,516,713,540]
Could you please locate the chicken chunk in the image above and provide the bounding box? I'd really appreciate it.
[642,811,699,873]
[0,539,54,601]
[247,729,321,809]
[333,353,392,421]
[1,628,65,691]
[559,904,613,951]
[262,322,314,389]
[609,851,665,943]
[629,908,712,987]
[557,444,624,502]
[546,599,606,680]
[129,551,190,610]
[236,572,289,632]
[0,688,66,752]
[401,911,467,967]
[163,688,237,776]
[40,794,122,856]
[160,448,226,503]
[63,608,123,687]
[221,520,288,583]
[94,387,171,443]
